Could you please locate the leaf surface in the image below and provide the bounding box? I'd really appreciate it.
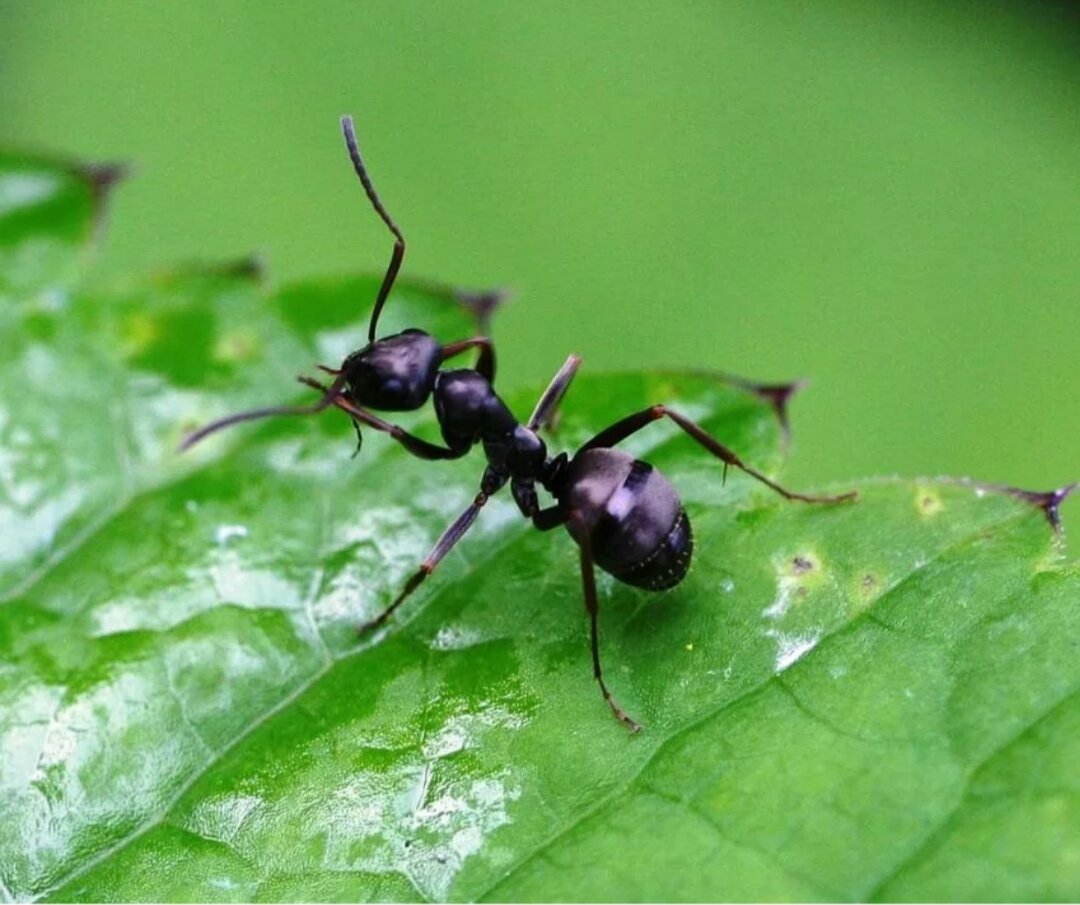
[1,153,1077,903]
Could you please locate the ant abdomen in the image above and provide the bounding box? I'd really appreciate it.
[344,329,442,411]
[561,448,695,591]
[611,508,693,591]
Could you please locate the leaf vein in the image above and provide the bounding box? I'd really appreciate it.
[864,683,1080,901]
[477,506,1042,899]
[35,657,334,900]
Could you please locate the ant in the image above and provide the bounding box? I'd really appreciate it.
[183,116,857,731]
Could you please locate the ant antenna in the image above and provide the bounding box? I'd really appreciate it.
[341,115,406,343]
[179,373,349,451]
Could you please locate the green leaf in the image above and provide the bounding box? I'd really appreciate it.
[2,154,1077,904]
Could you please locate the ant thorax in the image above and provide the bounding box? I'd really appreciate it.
[488,424,547,479]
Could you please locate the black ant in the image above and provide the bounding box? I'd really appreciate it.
[183,116,857,731]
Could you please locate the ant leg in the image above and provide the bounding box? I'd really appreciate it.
[349,419,364,458]
[582,406,857,504]
[441,336,496,382]
[533,505,567,531]
[527,354,582,431]
[569,511,641,732]
[510,479,567,530]
[298,376,468,461]
[359,472,507,633]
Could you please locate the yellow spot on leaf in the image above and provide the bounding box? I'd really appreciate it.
[120,312,161,357]
[214,329,260,363]
[916,486,943,517]
[851,571,882,611]
[764,550,826,619]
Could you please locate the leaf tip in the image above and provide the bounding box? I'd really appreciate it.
[695,371,807,443]
[999,481,1079,533]
[220,253,267,281]
[398,277,513,333]
[959,479,1079,533]
[452,284,514,333]
[743,378,806,444]
[76,160,130,237]
[80,160,129,194]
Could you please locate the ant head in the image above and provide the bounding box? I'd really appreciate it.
[341,329,442,412]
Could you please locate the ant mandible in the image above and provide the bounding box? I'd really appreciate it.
[183,115,857,731]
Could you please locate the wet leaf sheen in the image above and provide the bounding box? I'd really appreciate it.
[1,153,1077,903]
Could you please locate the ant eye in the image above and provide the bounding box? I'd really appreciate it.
[345,358,375,387]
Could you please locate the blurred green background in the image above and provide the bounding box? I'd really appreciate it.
[1,0,1077,513]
